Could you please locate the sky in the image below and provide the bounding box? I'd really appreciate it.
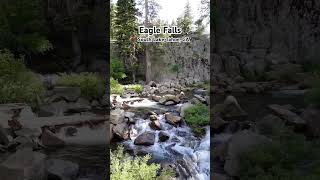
[111,0,209,33]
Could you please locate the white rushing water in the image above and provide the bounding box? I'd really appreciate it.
[117,97,210,180]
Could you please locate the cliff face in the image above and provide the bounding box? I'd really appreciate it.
[213,0,320,77]
[151,35,210,83]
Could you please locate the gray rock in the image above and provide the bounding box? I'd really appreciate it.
[46,159,79,180]
[268,104,306,126]
[53,86,81,102]
[165,113,182,126]
[224,130,270,176]
[158,131,170,142]
[0,148,47,180]
[41,130,65,147]
[149,120,161,130]
[113,123,129,140]
[110,109,125,125]
[134,132,155,146]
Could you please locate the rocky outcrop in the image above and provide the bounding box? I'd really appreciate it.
[224,130,270,176]
[0,148,47,180]
[213,0,320,80]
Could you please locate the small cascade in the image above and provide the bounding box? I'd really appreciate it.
[116,96,210,180]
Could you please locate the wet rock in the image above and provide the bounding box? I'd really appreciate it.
[113,123,129,140]
[224,130,270,176]
[271,90,308,98]
[46,159,79,180]
[240,82,260,93]
[302,106,320,137]
[158,131,170,142]
[110,108,125,125]
[268,104,306,126]
[134,132,155,146]
[149,120,161,130]
[0,148,47,180]
[149,114,158,121]
[0,125,9,145]
[165,113,182,126]
[65,127,78,137]
[41,129,65,147]
[53,86,81,102]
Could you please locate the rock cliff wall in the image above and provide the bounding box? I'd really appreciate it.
[213,0,320,78]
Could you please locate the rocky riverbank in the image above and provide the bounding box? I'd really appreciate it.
[0,74,108,180]
[110,81,210,180]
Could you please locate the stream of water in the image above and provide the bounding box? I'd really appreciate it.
[117,98,210,180]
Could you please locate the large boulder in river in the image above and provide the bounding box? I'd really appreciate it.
[255,114,285,136]
[301,106,320,137]
[159,94,182,105]
[268,104,306,126]
[224,130,270,176]
[53,86,81,102]
[41,129,65,147]
[46,159,79,180]
[134,132,155,146]
[0,148,47,180]
[112,123,129,140]
[149,120,161,130]
[158,131,170,142]
[165,113,182,126]
[110,108,125,125]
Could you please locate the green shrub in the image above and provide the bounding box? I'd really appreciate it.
[111,56,126,80]
[184,103,209,136]
[111,146,174,180]
[126,84,143,94]
[57,72,105,100]
[0,50,44,106]
[239,128,320,180]
[110,77,124,94]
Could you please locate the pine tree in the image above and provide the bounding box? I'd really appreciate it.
[114,0,139,82]
[177,0,192,35]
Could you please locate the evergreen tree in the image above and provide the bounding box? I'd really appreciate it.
[114,0,139,82]
[0,0,52,55]
[177,0,193,35]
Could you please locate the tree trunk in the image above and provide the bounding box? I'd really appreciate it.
[66,0,81,71]
[145,0,152,83]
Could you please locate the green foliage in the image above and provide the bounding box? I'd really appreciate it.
[57,72,105,100]
[111,55,126,80]
[110,77,124,95]
[126,84,143,94]
[184,103,209,136]
[239,127,320,180]
[0,0,52,55]
[111,146,161,180]
[177,0,192,35]
[0,50,44,106]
